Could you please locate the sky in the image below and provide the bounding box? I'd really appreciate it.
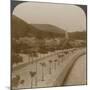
[13,2,86,32]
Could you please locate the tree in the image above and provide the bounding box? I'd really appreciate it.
[40,62,46,81]
[48,60,52,74]
[61,54,64,63]
[12,53,23,65]
[21,48,37,64]
[12,37,38,64]
[54,59,58,70]
[12,39,28,54]
[57,54,64,64]
[35,62,38,87]
[36,38,49,55]
[29,71,37,88]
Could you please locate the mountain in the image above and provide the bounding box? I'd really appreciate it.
[68,31,86,40]
[12,15,42,39]
[12,15,86,54]
[12,15,65,39]
[31,24,65,34]
[12,15,29,38]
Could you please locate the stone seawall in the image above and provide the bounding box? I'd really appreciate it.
[53,50,86,86]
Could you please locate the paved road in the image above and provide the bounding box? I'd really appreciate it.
[63,55,86,85]
[12,50,64,71]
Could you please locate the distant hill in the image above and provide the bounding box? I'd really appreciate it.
[12,15,29,38]
[12,15,40,39]
[68,31,86,40]
[12,15,65,39]
[31,24,65,34]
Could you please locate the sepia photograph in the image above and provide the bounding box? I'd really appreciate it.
[11,1,87,89]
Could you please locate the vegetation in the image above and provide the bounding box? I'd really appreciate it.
[69,31,86,40]
[54,59,58,70]
[12,15,86,66]
[12,14,86,89]
[12,53,23,65]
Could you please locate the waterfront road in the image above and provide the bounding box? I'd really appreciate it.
[63,55,86,85]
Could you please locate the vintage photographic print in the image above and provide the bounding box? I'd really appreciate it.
[11,1,87,89]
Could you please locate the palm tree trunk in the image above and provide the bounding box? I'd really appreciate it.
[54,62,56,70]
[31,77,33,88]
[62,56,63,63]
[29,55,31,63]
[58,59,60,65]
[31,54,33,64]
[49,63,51,74]
[40,54,41,58]
[35,62,38,86]
[41,66,44,81]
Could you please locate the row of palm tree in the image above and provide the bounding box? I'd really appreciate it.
[26,51,68,88]
[12,49,70,88]
[22,53,70,89]
[29,57,63,88]
[28,62,46,88]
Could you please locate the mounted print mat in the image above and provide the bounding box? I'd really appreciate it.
[11,1,87,89]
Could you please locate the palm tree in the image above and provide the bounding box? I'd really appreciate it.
[29,71,37,88]
[57,54,63,65]
[57,54,60,65]
[54,59,58,70]
[48,60,52,74]
[40,62,46,81]
[61,54,64,63]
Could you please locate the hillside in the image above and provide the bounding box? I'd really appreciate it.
[12,15,29,38]
[31,24,65,34]
[12,15,42,39]
[69,31,86,40]
[12,15,65,39]
[12,15,86,53]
